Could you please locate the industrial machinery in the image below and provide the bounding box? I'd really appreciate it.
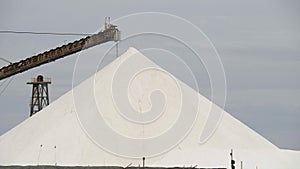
[0,17,120,116]
[27,75,51,116]
[0,17,120,80]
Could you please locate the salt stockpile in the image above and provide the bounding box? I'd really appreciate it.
[0,47,299,169]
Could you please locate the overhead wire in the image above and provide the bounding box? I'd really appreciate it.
[0,29,94,95]
[0,56,13,95]
[0,78,8,87]
[0,30,93,36]
[0,76,14,96]
[0,57,12,64]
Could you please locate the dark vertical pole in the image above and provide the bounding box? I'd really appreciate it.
[142,157,145,168]
[230,149,235,169]
[54,145,57,166]
[46,84,49,105]
[37,144,42,166]
[38,84,41,111]
[30,85,34,116]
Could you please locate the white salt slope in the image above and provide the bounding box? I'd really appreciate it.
[0,47,299,168]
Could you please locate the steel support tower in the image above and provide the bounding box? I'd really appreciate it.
[27,75,51,116]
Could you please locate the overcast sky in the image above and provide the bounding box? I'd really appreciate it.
[0,0,299,150]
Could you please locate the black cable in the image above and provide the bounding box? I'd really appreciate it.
[0,30,92,36]
[0,57,12,64]
[0,78,8,87]
[0,77,14,96]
